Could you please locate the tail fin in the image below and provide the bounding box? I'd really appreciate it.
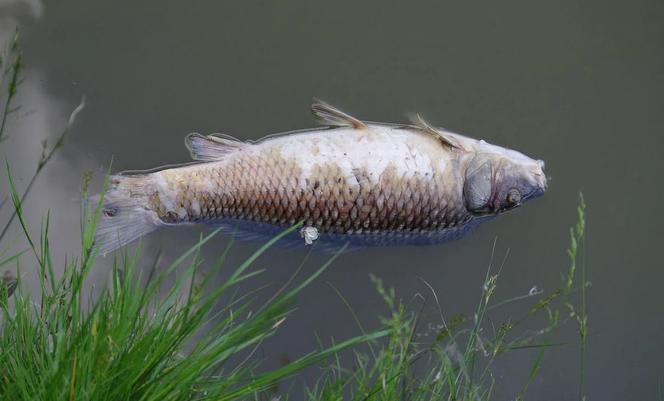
[92,174,161,256]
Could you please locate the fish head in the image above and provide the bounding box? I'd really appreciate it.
[463,140,547,216]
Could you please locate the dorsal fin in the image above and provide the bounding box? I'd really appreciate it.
[311,99,368,129]
[409,114,461,150]
[185,133,247,161]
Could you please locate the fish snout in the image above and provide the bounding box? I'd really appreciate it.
[527,160,548,200]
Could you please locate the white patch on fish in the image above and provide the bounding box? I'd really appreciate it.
[271,126,438,187]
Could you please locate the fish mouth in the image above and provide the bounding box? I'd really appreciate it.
[518,180,548,206]
[524,184,546,201]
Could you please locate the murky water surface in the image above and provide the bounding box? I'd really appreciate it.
[1,0,663,399]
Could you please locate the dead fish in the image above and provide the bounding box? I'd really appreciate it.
[94,100,547,255]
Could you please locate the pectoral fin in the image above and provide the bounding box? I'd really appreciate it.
[311,99,368,129]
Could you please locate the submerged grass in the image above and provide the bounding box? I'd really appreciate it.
[0,33,590,400]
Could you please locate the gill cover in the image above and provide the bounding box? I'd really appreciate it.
[463,158,493,214]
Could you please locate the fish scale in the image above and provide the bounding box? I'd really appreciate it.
[150,154,469,238]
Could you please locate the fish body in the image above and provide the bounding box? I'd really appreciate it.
[95,101,547,254]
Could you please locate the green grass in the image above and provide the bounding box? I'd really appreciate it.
[0,32,590,401]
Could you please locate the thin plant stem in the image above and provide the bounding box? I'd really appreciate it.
[578,194,588,401]
[0,98,85,243]
[0,30,22,143]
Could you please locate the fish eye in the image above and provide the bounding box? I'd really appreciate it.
[506,188,522,205]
